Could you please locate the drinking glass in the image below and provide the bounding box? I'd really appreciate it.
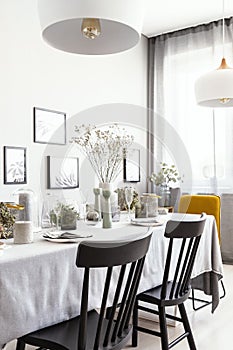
[51,197,61,231]
[125,187,134,221]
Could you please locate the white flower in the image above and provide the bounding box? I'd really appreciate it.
[150,163,181,187]
[71,124,134,183]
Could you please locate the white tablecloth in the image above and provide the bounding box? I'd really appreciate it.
[0,214,223,348]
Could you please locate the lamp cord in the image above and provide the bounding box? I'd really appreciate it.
[212,109,217,194]
[222,0,225,58]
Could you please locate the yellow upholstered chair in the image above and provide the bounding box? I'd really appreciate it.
[178,194,221,242]
[178,194,225,310]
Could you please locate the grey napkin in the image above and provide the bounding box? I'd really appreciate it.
[43,232,92,239]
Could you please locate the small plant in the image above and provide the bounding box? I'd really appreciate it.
[50,202,79,229]
[0,202,16,238]
[150,162,181,187]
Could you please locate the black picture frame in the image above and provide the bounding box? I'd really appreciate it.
[47,156,79,189]
[123,148,140,183]
[33,107,66,145]
[3,146,27,185]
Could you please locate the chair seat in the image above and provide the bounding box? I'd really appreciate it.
[137,282,191,307]
[20,309,132,350]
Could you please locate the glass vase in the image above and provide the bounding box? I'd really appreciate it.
[158,185,171,207]
[99,182,118,216]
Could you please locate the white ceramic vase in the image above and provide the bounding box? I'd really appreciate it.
[99,183,118,209]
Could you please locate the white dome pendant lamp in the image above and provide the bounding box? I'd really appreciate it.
[195,0,233,107]
[37,0,144,55]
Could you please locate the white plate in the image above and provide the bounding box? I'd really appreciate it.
[43,237,82,243]
[131,218,165,227]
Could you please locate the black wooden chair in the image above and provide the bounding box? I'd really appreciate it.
[16,233,152,350]
[179,194,225,311]
[132,213,206,350]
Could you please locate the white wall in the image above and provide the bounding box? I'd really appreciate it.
[0,0,148,205]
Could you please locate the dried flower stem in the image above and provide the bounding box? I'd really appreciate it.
[71,124,134,183]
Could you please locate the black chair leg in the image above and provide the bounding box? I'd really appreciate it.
[220,280,226,299]
[16,340,25,350]
[178,303,197,350]
[191,279,226,311]
[132,300,138,347]
[190,288,212,311]
[158,306,169,350]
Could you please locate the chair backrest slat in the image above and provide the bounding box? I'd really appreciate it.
[118,256,146,335]
[94,267,113,350]
[180,236,201,295]
[111,261,136,342]
[161,239,173,299]
[175,238,194,298]
[169,238,186,299]
[103,264,126,347]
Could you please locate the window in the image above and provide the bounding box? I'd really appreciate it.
[152,21,233,194]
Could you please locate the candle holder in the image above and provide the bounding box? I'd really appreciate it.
[13,221,33,244]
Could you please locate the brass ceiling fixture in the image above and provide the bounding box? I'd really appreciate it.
[81,18,101,40]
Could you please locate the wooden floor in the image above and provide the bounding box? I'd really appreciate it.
[5,264,233,350]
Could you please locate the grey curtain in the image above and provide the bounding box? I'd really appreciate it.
[148,17,233,194]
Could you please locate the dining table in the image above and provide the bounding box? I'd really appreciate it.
[0,213,223,349]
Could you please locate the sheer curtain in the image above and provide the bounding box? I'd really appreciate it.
[149,17,233,194]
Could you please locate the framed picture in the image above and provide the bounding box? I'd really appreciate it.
[33,107,66,145]
[3,146,27,185]
[123,148,140,182]
[47,156,79,189]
